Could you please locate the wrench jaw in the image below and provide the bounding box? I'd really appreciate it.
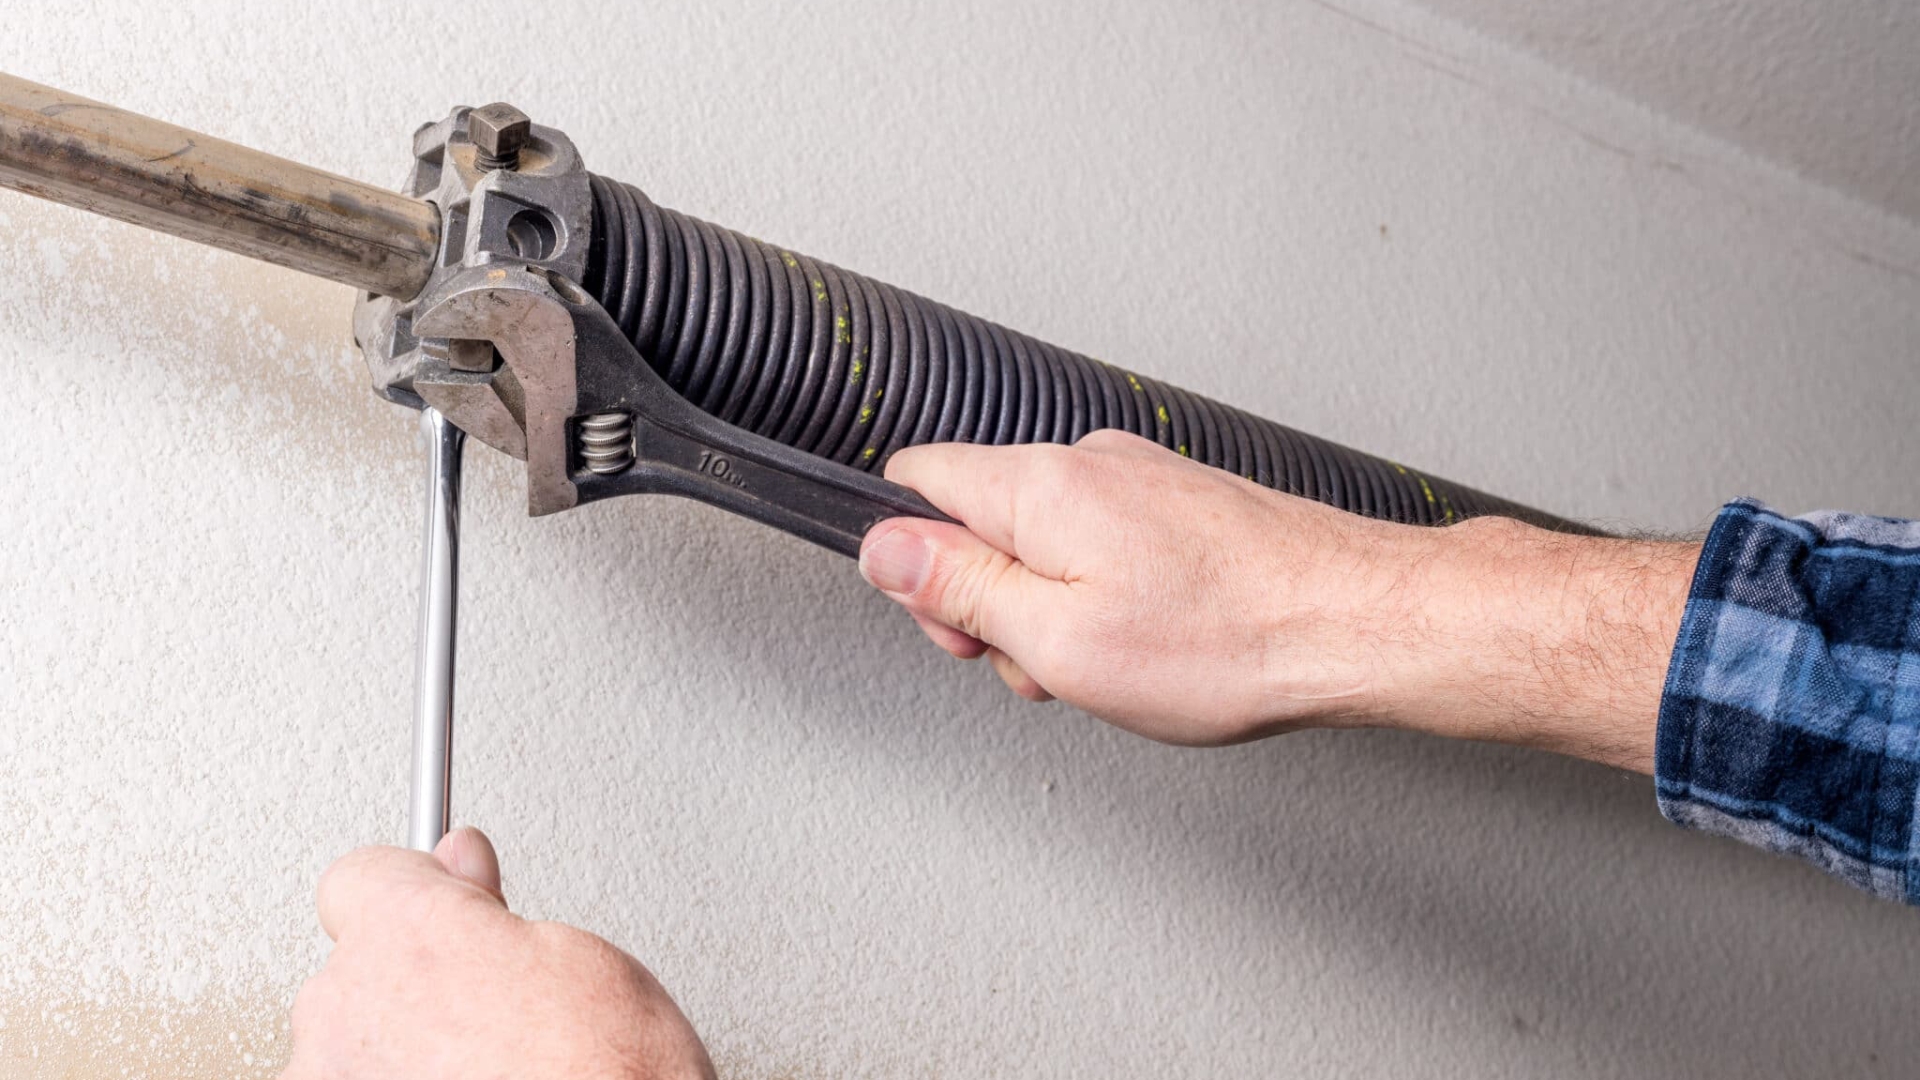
[411,267,584,518]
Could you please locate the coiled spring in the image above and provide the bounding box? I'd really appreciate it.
[578,411,634,475]
[581,174,1572,531]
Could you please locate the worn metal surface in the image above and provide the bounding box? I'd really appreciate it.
[0,72,439,297]
[352,105,593,443]
[412,266,582,516]
[468,103,531,172]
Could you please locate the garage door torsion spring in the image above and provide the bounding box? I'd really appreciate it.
[581,174,1573,532]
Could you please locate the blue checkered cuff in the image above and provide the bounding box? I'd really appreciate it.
[1656,499,1920,904]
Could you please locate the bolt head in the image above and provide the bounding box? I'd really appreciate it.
[468,102,532,163]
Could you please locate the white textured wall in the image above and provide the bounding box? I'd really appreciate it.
[3,1,1918,1076]
[1408,0,1920,222]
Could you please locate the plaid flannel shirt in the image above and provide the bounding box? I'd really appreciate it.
[1657,498,1920,904]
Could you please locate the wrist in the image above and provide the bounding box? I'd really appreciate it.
[1379,515,1699,772]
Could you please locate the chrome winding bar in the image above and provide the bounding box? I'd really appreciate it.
[408,408,465,852]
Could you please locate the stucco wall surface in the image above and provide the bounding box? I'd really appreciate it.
[1,1,1917,1077]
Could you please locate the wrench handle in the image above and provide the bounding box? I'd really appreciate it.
[566,294,957,558]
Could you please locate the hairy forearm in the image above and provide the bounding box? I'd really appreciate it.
[1377,517,1699,773]
[866,434,1701,763]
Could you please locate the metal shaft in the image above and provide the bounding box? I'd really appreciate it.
[408,408,465,852]
[0,72,439,298]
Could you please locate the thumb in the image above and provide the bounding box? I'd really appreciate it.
[433,826,506,907]
[859,518,1058,653]
[313,832,508,943]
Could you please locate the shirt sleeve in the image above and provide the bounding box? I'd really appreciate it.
[1656,498,1920,904]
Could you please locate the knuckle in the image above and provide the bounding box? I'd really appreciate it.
[313,858,358,930]
[880,443,930,483]
[530,919,605,959]
[1028,443,1087,487]
[288,972,331,1032]
[1074,428,1138,453]
[931,549,1016,642]
[530,921,647,993]
[319,844,399,895]
[1020,623,1084,698]
[992,650,1049,700]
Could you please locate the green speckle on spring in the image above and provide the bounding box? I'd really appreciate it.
[1155,404,1169,425]
[781,251,798,269]
[874,387,884,398]
[1178,445,1189,457]
[835,314,851,345]
[858,405,875,424]
[863,447,877,460]
[849,358,865,384]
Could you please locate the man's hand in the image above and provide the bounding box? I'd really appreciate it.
[281,828,713,1080]
[860,430,1698,771]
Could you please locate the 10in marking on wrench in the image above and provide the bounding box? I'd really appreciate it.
[695,449,748,488]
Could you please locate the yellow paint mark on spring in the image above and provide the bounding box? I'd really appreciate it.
[781,251,798,269]
[863,447,877,460]
[1178,445,1190,457]
[849,358,865,384]
[1126,373,1145,393]
[1393,461,1449,521]
[812,278,826,302]
[1155,404,1169,425]
[858,405,875,424]
[835,314,851,345]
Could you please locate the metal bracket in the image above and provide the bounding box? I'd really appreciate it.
[351,105,593,464]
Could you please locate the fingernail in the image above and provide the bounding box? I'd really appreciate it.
[860,527,931,594]
[445,827,501,893]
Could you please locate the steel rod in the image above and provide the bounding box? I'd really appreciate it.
[0,72,439,298]
[408,408,465,852]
